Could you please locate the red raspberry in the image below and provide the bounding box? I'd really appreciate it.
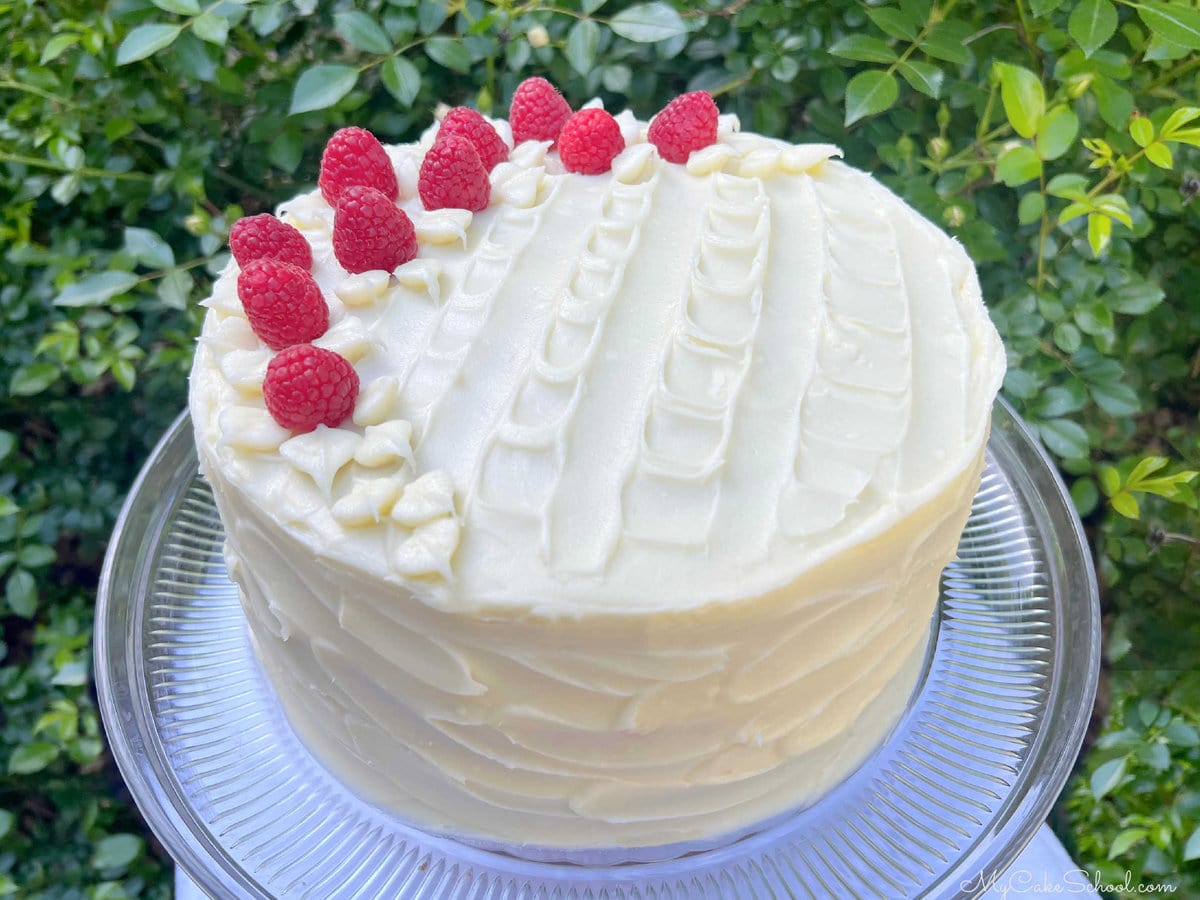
[438,107,509,172]
[509,76,572,145]
[332,185,418,274]
[557,108,625,175]
[237,259,329,351]
[418,134,491,212]
[647,91,719,164]
[318,126,399,206]
[229,214,313,270]
[263,344,359,433]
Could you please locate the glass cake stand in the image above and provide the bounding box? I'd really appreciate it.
[95,399,1099,899]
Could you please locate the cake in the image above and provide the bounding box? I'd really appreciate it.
[188,81,1006,852]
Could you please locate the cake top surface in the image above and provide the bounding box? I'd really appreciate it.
[189,93,1006,615]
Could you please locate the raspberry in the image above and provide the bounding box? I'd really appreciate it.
[263,344,359,433]
[318,126,399,206]
[237,259,329,351]
[647,91,720,164]
[438,107,509,172]
[509,76,572,145]
[229,214,313,270]
[418,134,491,212]
[332,185,418,274]
[557,108,625,175]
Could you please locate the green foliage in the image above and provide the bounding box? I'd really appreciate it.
[1,0,1197,893]
[1066,672,1200,894]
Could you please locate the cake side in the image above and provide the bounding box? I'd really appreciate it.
[201,428,983,848]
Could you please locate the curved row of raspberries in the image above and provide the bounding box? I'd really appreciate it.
[228,245,360,433]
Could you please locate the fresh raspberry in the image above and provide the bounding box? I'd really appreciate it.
[438,107,509,172]
[332,185,418,274]
[557,108,625,175]
[237,259,328,351]
[647,91,720,164]
[509,76,572,145]
[318,126,399,206]
[229,214,313,270]
[263,344,359,433]
[418,134,491,212]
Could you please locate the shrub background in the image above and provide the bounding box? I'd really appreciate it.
[2,0,1198,895]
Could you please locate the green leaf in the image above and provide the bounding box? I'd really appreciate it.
[41,33,81,64]
[1018,192,1046,225]
[54,271,139,308]
[1108,281,1164,314]
[1160,105,1200,137]
[1069,0,1118,57]
[1053,321,1083,353]
[1047,173,1089,199]
[5,569,36,617]
[124,227,175,269]
[867,6,920,40]
[1137,1,1200,49]
[381,56,421,107]
[1165,127,1200,147]
[417,0,450,35]
[1038,418,1090,459]
[609,3,688,43]
[9,364,57,397]
[267,132,303,174]
[1090,755,1128,800]
[844,69,899,126]
[425,36,472,72]
[1108,827,1148,859]
[1036,106,1079,160]
[996,145,1042,186]
[192,12,228,45]
[335,10,392,55]
[1090,381,1140,416]
[920,24,972,65]
[1185,827,1200,862]
[898,60,944,98]
[8,741,58,775]
[152,0,201,13]
[0,430,14,463]
[91,834,144,871]
[1071,477,1099,515]
[1093,193,1133,227]
[1098,464,1121,497]
[1129,455,1170,483]
[1111,491,1140,518]
[1030,0,1068,15]
[0,809,13,841]
[1088,212,1112,256]
[1164,721,1200,747]
[583,0,608,11]
[565,19,601,76]
[829,35,898,64]
[289,65,358,115]
[18,544,56,569]
[1129,115,1154,147]
[1075,300,1114,335]
[1144,141,1173,168]
[994,62,1045,139]
[116,24,182,65]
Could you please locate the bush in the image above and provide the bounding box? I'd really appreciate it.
[1,0,1197,894]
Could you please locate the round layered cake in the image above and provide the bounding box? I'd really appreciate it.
[188,88,1006,851]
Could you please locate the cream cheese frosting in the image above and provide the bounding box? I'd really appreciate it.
[189,103,1006,850]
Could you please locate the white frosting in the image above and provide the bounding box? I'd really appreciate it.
[189,110,1005,850]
